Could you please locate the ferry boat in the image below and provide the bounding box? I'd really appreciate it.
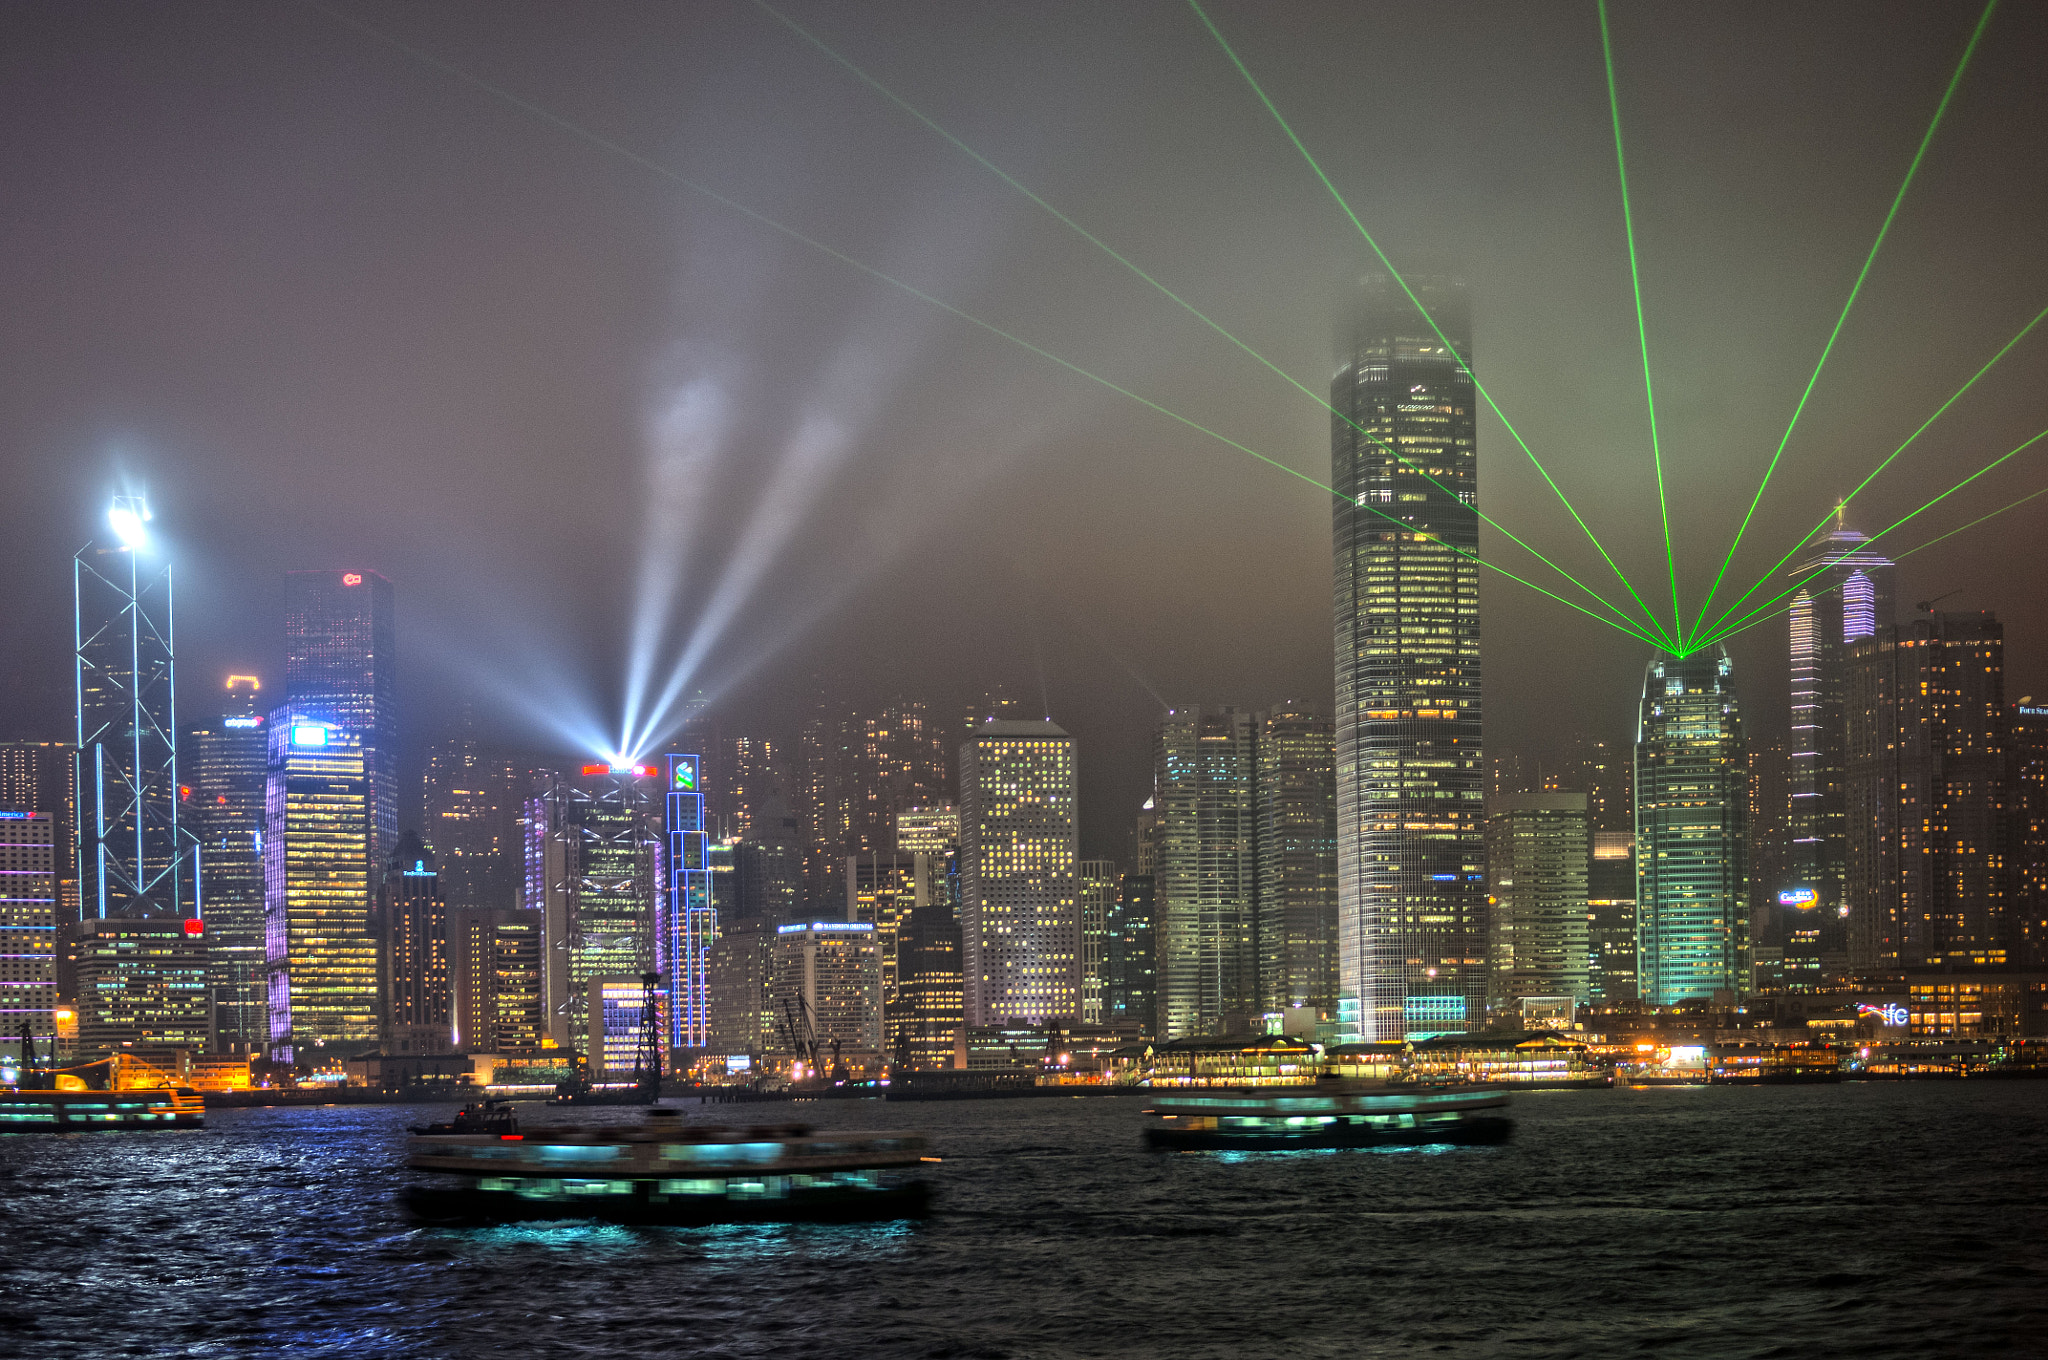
[1144,1081,1511,1151]
[404,1107,935,1224]
[0,1085,205,1131]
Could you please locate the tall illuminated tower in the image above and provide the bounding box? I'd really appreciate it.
[1331,274,1485,1041]
[1255,703,1337,1016]
[1154,706,1257,1039]
[283,569,396,876]
[1845,614,2007,971]
[265,713,378,1057]
[421,705,520,912]
[1484,792,1591,1016]
[0,743,77,921]
[958,719,1078,1026]
[1635,648,1749,1004]
[662,753,713,1051]
[1782,516,1894,982]
[184,676,268,1050]
[74,495,192,920]
[380,830,449,1051]
[529,764,660,1049]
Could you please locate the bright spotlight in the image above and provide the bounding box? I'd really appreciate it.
[107,495,152,551]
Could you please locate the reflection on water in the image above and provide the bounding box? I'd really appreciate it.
[1,1085,2043,1359]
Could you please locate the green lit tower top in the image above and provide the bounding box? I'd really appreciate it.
[1635,647,1748,1004]
[1331,273,1485,1042]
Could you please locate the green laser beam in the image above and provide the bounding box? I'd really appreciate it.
[305,0,1674,654]
[1693,298,2048,644]
[1699,422,2048,648]
[1597,0,1682,646]
[749,0,1674,646]
[1703,478,2048,648]
[1187,0,1674,648]
[1683,0,1999,647]
[1898,481,2048,560]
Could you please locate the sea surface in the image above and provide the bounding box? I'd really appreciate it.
[1,1082,2044,1359]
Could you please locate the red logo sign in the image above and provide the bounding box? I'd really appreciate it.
[182,919,204,936]
[341,573,363,586]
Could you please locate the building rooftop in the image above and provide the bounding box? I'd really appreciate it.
[969,720,1068,738]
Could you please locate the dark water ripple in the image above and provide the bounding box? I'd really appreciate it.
[1,1083,2044,1358]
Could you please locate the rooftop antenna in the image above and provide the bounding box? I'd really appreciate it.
[1916,590,1961,614]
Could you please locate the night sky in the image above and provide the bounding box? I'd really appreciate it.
[3,0,2045,858]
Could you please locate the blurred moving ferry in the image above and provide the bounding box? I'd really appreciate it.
[1144,1081,1511,1150]
[0,1038,204,1132]
[405,1105,934,1224]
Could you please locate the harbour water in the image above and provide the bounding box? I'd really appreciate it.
[2,1082,2043,1358]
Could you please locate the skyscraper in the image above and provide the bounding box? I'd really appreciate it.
[1255,704,1338,1015]
[772,921,883,1070]
[1485,793,1591,1018]
[797,696,849,913]
[265,714,378,1056]
[1331,274,1485,1042]
[75,494,191,920]
[0,813,58,1048]
[421,707,520,912]
[1635,649,1749,1005]
[1845,614,2008,971]
[379,831,450,1052]
[845,700,948,857]
[527,765,660,1050]
[184,676,267,1051]
[0,742,76,920]
[1107,867,1156,1037]
[661,753,713,1052]
[1785,519,1895,977]
[1154,706,1257,1038]
[958,720,1079,1027]
[846,850,916,1023]
[283,569,397,879]
[1078,859,1117,1026]
[1747,735,1792,988]
[893,803,963,1066]
[2008,700,2048,968]
[721,735,789,844]
[1587,831,1638,1005]
[448,907,545,1052]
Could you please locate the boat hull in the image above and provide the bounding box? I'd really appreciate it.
[1146,1114,1512,1151]
[403,1179,931,1226]
[0,1089,205,1132]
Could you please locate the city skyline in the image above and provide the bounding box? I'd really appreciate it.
[5,4,2047,872]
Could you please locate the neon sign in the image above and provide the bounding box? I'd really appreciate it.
[182,919,204,936]
[341,573,363,586]
[223,716,262,729]
[290,725,329,747]
[1778,887,1817,907]
[1858,1003,1908,1027]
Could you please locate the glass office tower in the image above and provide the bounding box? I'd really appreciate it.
[1331,274,1485,1041]
[283,570,396,876]
[958,720,1079,1027]
[184,676,268,1051]
[1635,649,1748,1004]
[265,714,377,1057]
